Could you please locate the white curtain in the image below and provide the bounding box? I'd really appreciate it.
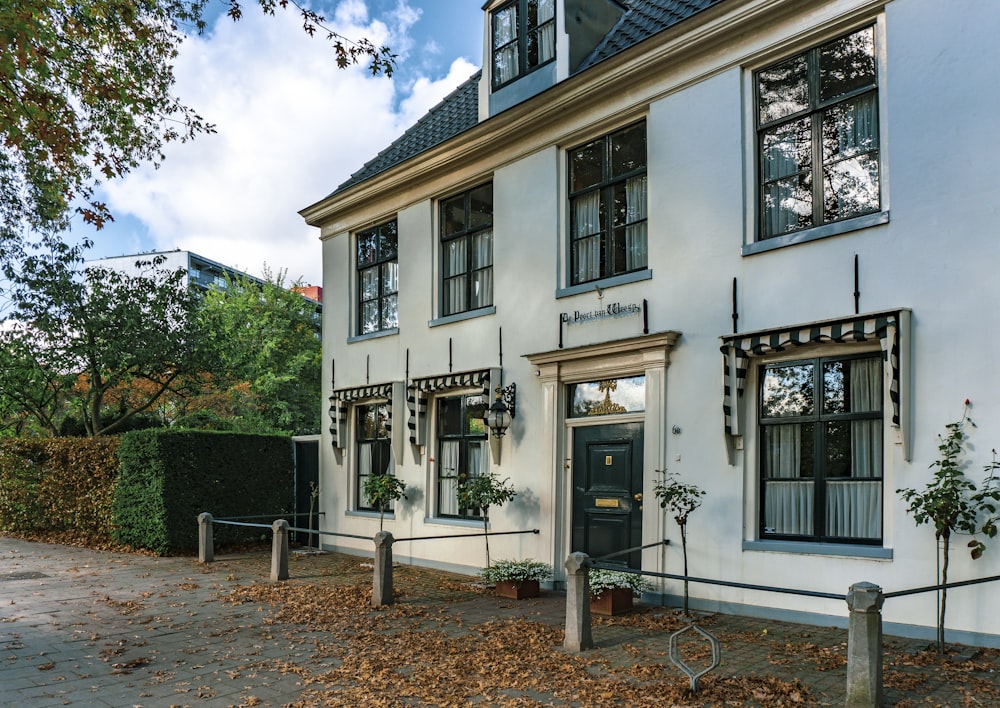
[358,442,373,507]
[762,118,810,237]
[625,175,648,270]
[444,239,467,314]
[764,424,813,535]
[765,481,814,535]
[493,6,518,84]
[825,93,879,219]
[573,192,601,282]
[825,357,882,538]
[536,0,555,64]
[471,229,493,309]
[439,441,460,516]
[826,481,881,538]
[469,441,489,479]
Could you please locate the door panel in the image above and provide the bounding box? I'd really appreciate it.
[572,423,644,568]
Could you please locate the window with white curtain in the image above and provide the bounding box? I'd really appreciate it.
[568,122,647,285]
[756,25,880,240]
[356,219,398,335]
[759,352,883,543]
[440,183,493,317]
[436,394,489,519]
[356,402,394,511]
[491,0,555,89]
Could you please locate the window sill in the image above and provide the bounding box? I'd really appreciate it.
[556,269,652,299]
[429,306,496,328]
[347,510,393,521]
[743,211,889,256]
[347,327,399,344]
[423,516,485,529]
[743,539,892,560]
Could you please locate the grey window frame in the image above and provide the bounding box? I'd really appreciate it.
[567,121,648,286]
[436,394,488,520]
[491,0,556,90]
[758,351,884,545]
[440,183,494,317]
[356,219,398,336]
[755,25,881,241]
[355,402,393,512]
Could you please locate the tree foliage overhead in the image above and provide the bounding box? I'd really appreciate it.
[0,0,394,256]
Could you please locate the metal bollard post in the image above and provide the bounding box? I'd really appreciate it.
[372,531,395,607]
[270,519,290,581]
[564,552,593,652]
[845,581,884,708]
[197,512,214,564]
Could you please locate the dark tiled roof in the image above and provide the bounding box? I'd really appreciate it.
[329,0,727,197]
[332,71,482,194]
[576,0,728,70]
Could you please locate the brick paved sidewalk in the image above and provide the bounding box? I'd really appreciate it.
[2,537,997,706]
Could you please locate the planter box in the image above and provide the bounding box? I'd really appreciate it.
[495,579,540,599]
[590,587,634,616]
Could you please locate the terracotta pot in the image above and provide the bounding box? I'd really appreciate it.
[590,587,634,616]
[495,579,540,599]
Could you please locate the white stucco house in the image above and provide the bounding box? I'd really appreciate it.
[300,0,1000,646]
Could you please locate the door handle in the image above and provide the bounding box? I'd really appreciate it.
[634,493,642,502]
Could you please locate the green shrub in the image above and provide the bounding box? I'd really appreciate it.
[113,429,293,554]
[0,438,121,544]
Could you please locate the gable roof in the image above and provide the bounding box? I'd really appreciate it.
[576,0,728,70]
[328,0,727,198]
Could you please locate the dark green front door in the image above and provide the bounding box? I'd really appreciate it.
[571,423,644,569]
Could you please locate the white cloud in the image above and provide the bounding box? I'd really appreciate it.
[99,2,473,286]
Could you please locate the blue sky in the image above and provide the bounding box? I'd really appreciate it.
[72,1,484,287]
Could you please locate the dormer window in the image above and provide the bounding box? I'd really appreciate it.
[492,0,555,89]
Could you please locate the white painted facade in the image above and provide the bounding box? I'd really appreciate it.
[302,0,1000,645]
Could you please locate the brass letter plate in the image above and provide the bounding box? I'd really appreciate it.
[595,498,620,509]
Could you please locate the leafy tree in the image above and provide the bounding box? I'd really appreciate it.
[363,473,407,531]
[0,0,394,268]
[897,401,1000,651]
[1,241,203,435]
[653,470,705,615]
[195,268,321,434]
[457,473,516,568]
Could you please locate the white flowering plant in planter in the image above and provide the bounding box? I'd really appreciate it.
[479,559,553,586]
[588,568,653,597]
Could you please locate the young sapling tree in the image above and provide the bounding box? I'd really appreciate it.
[898,401,1000,651]
[456,473,516,568]
[363,474,407,532]
[653,469,705,615]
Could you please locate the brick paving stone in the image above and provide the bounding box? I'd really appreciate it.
[4,536,1000,706]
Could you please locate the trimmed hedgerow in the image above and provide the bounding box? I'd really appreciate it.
[113,429,293,554]
[0,437,121,545]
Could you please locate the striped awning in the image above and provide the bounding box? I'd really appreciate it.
[328,383,395,451]
[720,309,910,456]
[407,368,499,446]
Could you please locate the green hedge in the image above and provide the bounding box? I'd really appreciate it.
[113,429,294,554]
[0,438,121,545]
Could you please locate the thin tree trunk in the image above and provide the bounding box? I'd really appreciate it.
[483,512,491,568]
[681,522,690,615]
[939,529,950,652]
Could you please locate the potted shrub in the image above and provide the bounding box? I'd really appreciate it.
[588,568,653,616]
[480,559,552,599]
